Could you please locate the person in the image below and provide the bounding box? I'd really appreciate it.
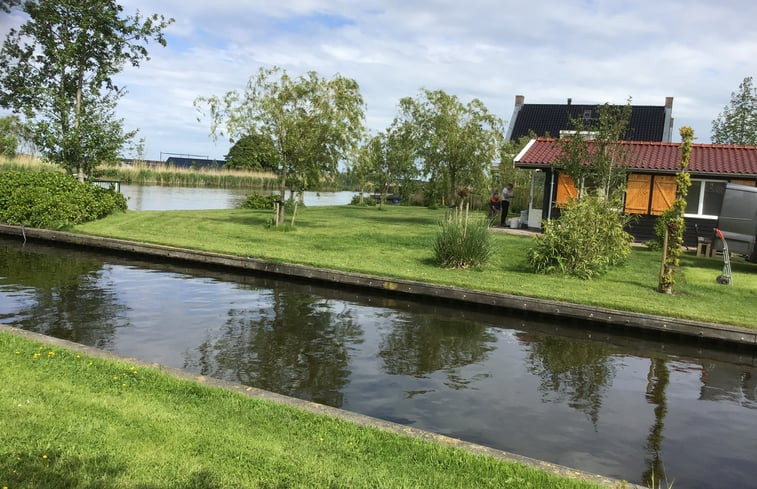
[500,183,513,227]
[488,191,501,219]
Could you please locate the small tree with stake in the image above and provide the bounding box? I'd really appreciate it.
[658,127,693,294]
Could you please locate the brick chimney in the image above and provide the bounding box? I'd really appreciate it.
[515,95,525,106]
[665,96,674,109]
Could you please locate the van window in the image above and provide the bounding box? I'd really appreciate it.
[685,179,726,218]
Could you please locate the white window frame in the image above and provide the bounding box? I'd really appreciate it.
[684,178,725,220]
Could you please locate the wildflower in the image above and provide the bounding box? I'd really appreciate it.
[122,383,127,387]
[42,454,47,459]
[47,351,55,357]
[15,350,20,354]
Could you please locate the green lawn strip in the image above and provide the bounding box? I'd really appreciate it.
[1,332,605,489]
[72,205,757,327]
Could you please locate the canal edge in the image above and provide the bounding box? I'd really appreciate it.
[2,223,755,347]
[0,324,642,489]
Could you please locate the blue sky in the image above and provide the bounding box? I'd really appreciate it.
[2,0,756,161]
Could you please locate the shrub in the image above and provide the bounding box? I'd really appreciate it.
[433,211,492,269]
[527,193,632,279]
[0,170,127,228]
[239,192,278,209]
[349,194,376,206]
[239,193,301,214]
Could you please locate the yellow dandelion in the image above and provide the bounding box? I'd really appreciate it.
[113,376,119,380]
[42,454,47,459]
[76,354,81,359]
[122,383,127,387]
[15,350,20,354]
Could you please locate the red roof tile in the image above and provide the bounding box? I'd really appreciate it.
[514,138,757,177]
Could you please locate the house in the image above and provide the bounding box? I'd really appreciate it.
[514,137,757,246]
[165,157,225,169]
[506,95,675,143]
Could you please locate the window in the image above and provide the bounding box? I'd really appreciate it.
[684,179,726,218]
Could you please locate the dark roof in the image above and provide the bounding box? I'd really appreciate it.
[508,104,667,142]
[514,138,757,178]
[166,157,225,168]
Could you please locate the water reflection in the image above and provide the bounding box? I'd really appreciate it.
[184,290,363,407]
[0,245,128,349]
[521,333,618,427]
[379,314,496,390]
[1,236,757,489]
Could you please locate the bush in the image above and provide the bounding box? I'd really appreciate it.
[527,194,632,279]
[0,170,127,228]
[433,212,492,269]
[239,193,301,214]
[349,194,376,206]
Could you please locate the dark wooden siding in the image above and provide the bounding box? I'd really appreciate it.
[625,215,716,247]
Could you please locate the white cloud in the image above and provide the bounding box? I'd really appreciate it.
[3,0,757,159]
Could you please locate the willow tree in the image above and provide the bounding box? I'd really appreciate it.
[658,126,694,294]
[0,0,172,181]
[195,67,366,225]
[395,89,503,209]
[354,123,418,208]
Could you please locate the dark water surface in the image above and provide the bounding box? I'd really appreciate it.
[1,236,756,488]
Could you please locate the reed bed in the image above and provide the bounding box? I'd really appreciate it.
[0,157,280,189]
[96,162,279,189]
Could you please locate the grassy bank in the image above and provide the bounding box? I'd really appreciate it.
[72,205,757,327]
[1,331,606,489]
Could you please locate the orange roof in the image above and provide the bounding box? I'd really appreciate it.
[514,138,757,177]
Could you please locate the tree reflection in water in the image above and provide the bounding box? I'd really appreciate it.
[378,314,497,390]
[522,334,618,427]
[643,357,670,488]
[183,289,363,407]
[0,244,126,349]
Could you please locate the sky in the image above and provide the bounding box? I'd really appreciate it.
[1,0,756,161]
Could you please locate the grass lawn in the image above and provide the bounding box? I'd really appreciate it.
[73,205,757,328]
[1,331,607,489]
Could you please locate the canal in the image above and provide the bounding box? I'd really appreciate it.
[1,235,756,488]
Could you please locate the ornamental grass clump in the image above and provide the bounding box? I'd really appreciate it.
[527,193,632,279]
[433,208,492,269]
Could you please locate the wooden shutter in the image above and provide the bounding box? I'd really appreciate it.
[730,179,756,187]
[624,174,651,214]
[650,175,676,215]
[555,173,578,205]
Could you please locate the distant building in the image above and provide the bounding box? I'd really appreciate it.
[165,157,225,169]
[505,95,675,143]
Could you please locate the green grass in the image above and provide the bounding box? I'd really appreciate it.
[72,205,757,327]
[1,331,605,489]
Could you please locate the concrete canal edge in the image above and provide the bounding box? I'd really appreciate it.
[2,224,756,347]
[1,325,642,488]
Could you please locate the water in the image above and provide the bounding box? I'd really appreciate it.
[1,237,756,488]
[119,184,356,211]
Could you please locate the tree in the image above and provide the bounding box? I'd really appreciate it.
[0,0,173,181]
[0,115,19,157]
[224,131,280,172]
[658,126,693,294]
[395,89,503,208]
[556,99,633,199]
[355,124,418,208]
[195,67,366,225]
[711,76,757,145]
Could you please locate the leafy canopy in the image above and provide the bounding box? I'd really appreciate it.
[224,132,280,172]
[195,66,366,224]
[0,0,173,179]
[353,123,418,207]
[396,89,504,207]
[711,76,757,145]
